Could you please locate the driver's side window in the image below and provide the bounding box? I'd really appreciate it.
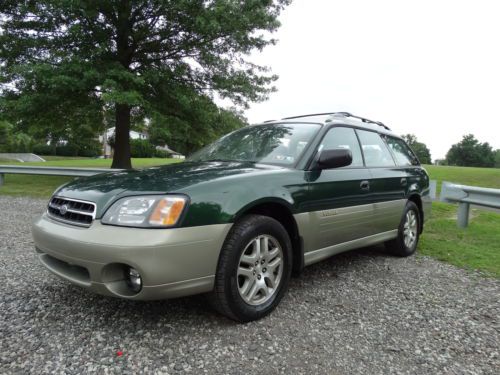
[320,127,364,167]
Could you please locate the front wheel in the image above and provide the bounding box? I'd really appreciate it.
[210,214,292,322]
[385,201,420,257]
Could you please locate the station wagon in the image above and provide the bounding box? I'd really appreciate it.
[32,112,431,322]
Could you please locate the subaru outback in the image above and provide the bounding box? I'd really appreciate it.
[32,112,431,322]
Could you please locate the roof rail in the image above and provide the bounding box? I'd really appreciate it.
[334,112,391,131]
[281,112,346,120]
[281,112,390,131]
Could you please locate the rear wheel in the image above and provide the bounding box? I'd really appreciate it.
[211,214,292,322]
[385,201,420,257]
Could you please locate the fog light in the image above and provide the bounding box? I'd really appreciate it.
[125,267,142,293]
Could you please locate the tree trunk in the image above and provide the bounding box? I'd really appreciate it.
[111,104,132,169]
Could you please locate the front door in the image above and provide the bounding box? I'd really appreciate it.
[300,126,375,252]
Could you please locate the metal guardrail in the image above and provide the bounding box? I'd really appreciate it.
[440,181,500,227]
[0,165,124,186]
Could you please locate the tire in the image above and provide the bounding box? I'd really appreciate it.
[385,201,420,257]
[210,214,293,322]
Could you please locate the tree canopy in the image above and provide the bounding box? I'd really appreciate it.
[445,134,495,168]
[0,0,291,168]
[401,134,432,164]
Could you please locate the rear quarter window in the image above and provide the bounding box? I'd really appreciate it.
[356,129,396,167]
[386,137,419,166]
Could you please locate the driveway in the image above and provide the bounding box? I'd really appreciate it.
[1,196,498,374]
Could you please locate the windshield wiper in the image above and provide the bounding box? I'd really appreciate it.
[204,158,240,162]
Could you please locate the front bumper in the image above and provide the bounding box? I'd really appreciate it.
[32,213,232,300]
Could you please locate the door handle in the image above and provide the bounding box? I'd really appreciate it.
[401,178,408,186]
[360,180,370,191]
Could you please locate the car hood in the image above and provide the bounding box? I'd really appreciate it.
[55,161,285,217]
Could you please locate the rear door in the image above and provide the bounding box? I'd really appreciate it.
[355,129,407,233]
[385,135,430,217]
[302,126,374,251]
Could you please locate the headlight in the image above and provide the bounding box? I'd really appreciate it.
[101,195,188,228]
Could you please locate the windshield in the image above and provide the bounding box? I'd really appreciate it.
[188,123,321,166]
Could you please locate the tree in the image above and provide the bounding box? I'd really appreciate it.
[445,134,495,167]
[0,120,13,152]
[148,89,247,155]
[0,0,290,168]
[494,149,500,168]
[401,134,432,164]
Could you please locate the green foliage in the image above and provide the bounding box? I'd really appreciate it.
[0,120,13,152]
[401,134,432,164]
[154,149,169,158]
[446,134,495,168]
[33,140,101,157]
[66,126,103,157]
[495,150,500,168]
[0,120,35,152]
[0,0,289,168]
[149,96,247,155]
[32,144,56,156]
[130,139,156,158]
[55,144,80,157]
[9,132,35,153]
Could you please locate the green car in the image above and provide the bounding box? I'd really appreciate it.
[32,112,431,322]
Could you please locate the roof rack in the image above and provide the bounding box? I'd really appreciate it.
[281,112,391,131]
[281,112,345,120]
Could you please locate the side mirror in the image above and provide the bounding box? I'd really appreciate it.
[314,148,353,170]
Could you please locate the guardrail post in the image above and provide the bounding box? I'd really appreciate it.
[457,202,470,228]
[429,180,437,200]
[0,173,4,187]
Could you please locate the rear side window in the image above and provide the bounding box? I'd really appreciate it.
[319,127,364,167]
[356,130,396,167]
[386,137,418,166]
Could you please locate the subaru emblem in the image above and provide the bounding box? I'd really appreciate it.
[59,204,68,215]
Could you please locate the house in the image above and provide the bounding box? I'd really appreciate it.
[99,127,148,158]
[155,144,185,159]
[99,127,184,159]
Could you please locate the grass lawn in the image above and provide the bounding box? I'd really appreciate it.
[419,202,500,278]
[0,158,181,198]
[424,164,500,193]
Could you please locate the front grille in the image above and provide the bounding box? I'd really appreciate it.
[47,196,96,227]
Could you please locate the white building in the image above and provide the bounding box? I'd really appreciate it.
[99,127,148,158]
[99,127,184,158]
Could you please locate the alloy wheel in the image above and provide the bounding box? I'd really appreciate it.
[237,235,284,306]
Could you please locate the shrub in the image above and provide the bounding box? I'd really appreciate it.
[154,149,169,158]
[0,121,12,152]
[34,139,102,157]
[130,139,155,158]
[55,143,79,156]
[71,138,102,157]
[33,143,56,155]
[8,133,35,153]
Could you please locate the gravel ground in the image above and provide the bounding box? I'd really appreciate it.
[1,196,499,375]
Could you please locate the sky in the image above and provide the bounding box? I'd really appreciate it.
[244,0,500,161]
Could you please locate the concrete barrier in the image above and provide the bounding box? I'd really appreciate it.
[0,153,46,162]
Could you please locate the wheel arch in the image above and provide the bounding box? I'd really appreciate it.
[408,193,424,233]
[234,199,304,276]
